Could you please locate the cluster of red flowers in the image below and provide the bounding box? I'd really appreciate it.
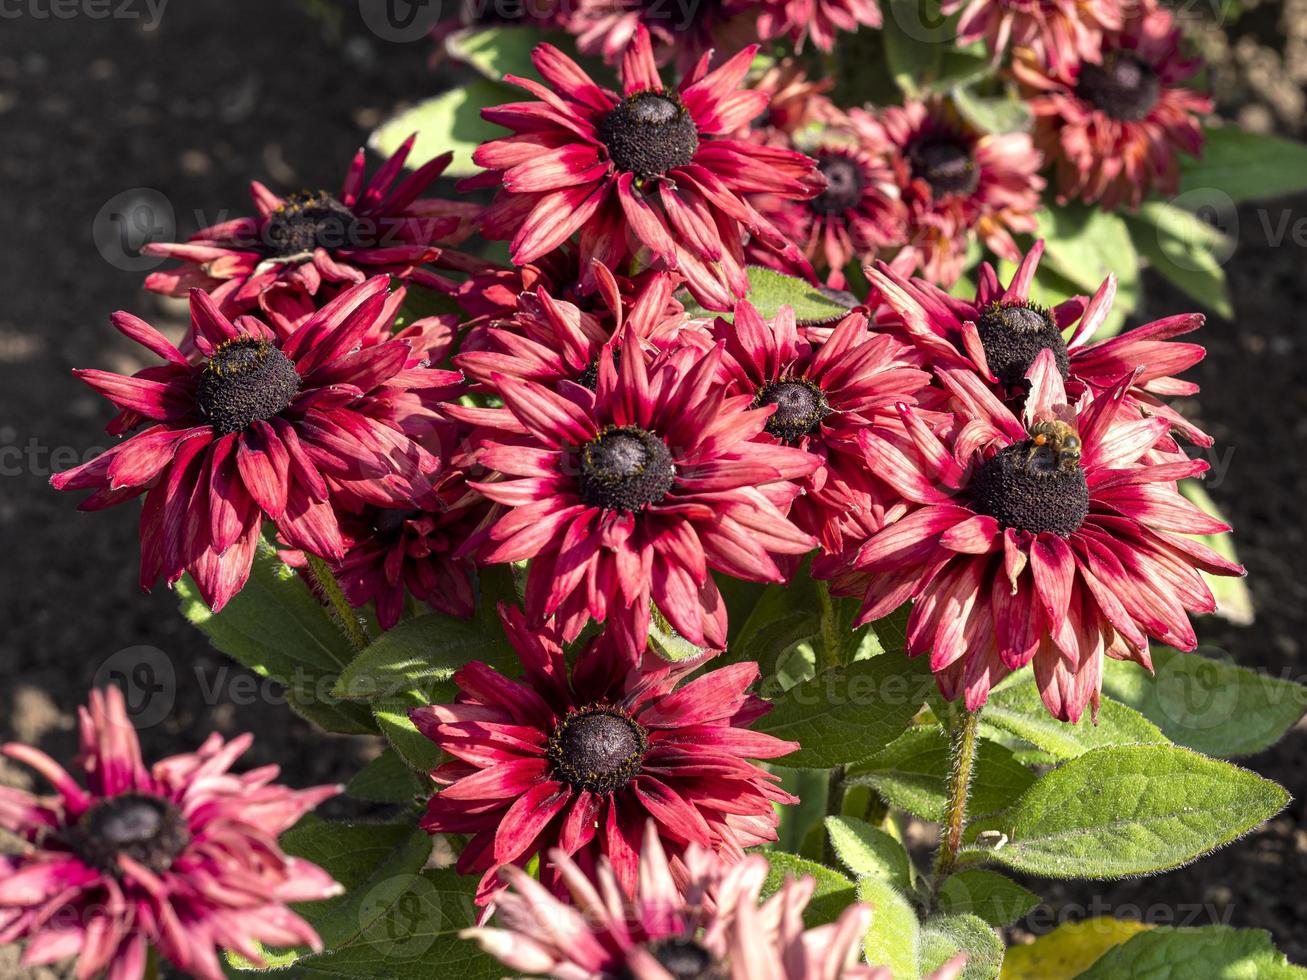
[35,6,1234,977]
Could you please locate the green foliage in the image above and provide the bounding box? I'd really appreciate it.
[1126,201,1233,319]
[1178,479,1254,625]
[176,545,375,734]
[934,869,1040,928]
[857,876,921,980]
[920,913,1004,980]
[967,744,1289,878]
[685,266,856,325]
[346,748,426,804]
[880,0,988,97]
[761,853,857,928]
[370,79,517,178]
[1101,646,1306,759]
[1076,925,1307,979]
[980,679,1169,759]
[1031,204,1140,335]
[847,726,1035,821]
[824,816,913,893]
[1181,126,1307,203]
[756,654,935,768]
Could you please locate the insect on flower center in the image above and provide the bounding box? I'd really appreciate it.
[195,337,301,434]
[811,154,865,215]
[975,301,1069,385]
[907,136,979,197]
[1076,51,1161,122]
[618,938,727,980]
[66,793,191,875]
[577,425,676,511]
[754,377,830,443]
[265,191,363,258]
[548,704,648,794]
[971,422,1089,536]
[598,91,700,179]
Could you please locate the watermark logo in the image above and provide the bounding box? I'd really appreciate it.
[92,188,174,272]
[93,645,177,729]
[0,0,169,30]
[358,0,444,42]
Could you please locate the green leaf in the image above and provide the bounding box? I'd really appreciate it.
[267,870,499,979]
[443,26,544,81]
[778,768,832,855]
[848,727,1036,822]
[882,0,939,97]
[981,679,1169,759]
[1126,202,1234,318]
[1178,479,1253,625]
[176,545,375,735]
[278,815,434,953]
[953,86,1031,135]
[392,284,463,332]
[935,869,1040,928]
[1181,126,1307,203]
[346,748,426,804]
[824,816,913,892]
[857,876,921,980]
[1035,204,1139,301]
[1075,925,1307,979]
[761,853,857,928]
[920,913,1004,980]
[757,654,935,768]
[373,685,452,773]
[370,79,516,179]
[689,266,856,325]
[966,744,1290,878]
[1101,646,1306,759]
[999,917,1151,979]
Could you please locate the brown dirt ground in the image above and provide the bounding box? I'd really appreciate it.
[0,1,1303,975]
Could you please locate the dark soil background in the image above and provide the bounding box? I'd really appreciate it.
[1,1,1304,975]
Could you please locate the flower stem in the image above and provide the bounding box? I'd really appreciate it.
[144,946,160,980]
[933,706,981,892]
[305,553,371,652]
[822,764,846,866]
[816,579,841,671]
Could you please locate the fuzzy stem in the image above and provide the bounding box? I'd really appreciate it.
[933,706,981,891]
[305,553,371,652]
[816,579,841,671]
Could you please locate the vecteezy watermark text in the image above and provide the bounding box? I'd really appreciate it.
[0,0,168,30]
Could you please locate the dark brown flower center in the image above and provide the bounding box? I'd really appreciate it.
[598,92,699,179]
[754,378,830,443]
[811,154,865,215]
[975,302,1069,385]
[196,337,301,434]
[577,425,675,511]
[548,705,648,794]
[971,439,1089,536]
[66,793,191,875]
[907,136,979,198]
[617,939,726,980]
[265,191,363,257]
[1076,51,1161,122]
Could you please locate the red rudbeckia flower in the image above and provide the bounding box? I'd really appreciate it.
[1015,0,1211,210]
[464,335,820,659]
[714,301,931,554]
[870,241,1212,445]
[144,136,481,336]
[410,607,798,907]
[51,278,459,611]
[465,821,962,980]
[756,0,882,53]
[750,117,906,289]
[878,101,1044,286]
[943,0,1124,71]
[0,688,340,980]
[835,352,1243,721]
[469,25,822,310]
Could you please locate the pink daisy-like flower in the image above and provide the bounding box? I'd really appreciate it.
[870,241,1212,445]
[469,25,822,310]
[1015,0,1211,210]
[0,688,340,980]
[834,351,1243,722]
[51,277,459,612]
[943,0,1124,71]
[756,0,882,53]
[565,0,761,70]
[750,119,905,289]
[877,101,1044,286]
[457,266,698,392]
[713,301,931,554]
[410,607,798,906]
[464,334,820,659]
[464,822,967,979]
[143,136,482,336]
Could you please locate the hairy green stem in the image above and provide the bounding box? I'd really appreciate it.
[933,706,981,892]
[816,579,841,671]
[305,553,371,652]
